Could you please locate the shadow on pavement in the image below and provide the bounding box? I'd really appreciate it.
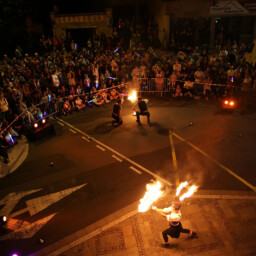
[94,121,115,134]
[150,122,170,136]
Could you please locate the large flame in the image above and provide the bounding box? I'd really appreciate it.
[138,181,163,212]
[128,90,137,102]
[179,185,197,201]
[175,181,188,196]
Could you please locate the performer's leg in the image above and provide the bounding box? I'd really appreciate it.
[180,223,197,237]
[147,112,150,123]
[112,114,119,125]
[136,111,140,123]
[180,228,190,234]
[162,228,172,243]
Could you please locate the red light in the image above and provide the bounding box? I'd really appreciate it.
[34,123,38,128]
[224,100,228,105]
[42,119,46,124]
[230,101,234,106]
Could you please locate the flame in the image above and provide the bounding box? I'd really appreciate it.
[128,90,137,102]
[175,181,188,196]
[138,181,163,212]
[179,185,198,201]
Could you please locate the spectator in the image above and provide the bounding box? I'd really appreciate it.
[0,92,9,121]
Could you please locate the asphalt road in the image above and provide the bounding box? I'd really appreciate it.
[0,96,256,256]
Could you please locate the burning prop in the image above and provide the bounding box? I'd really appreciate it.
[176,181,198,201]
[138,181,163,212]
[138,181,198,213]
[128,90,137,102]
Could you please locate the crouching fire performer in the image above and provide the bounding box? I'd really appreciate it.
[112,99,123,126]
[152,202,197,245]
[133,97,150,125]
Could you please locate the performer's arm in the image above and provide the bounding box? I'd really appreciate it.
[152,206,169,217]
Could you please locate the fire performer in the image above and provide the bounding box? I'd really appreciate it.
[133,97,150,125]
[153,203,197,245]
[112,99,122,126]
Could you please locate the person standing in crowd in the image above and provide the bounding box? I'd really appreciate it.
[0,131,9,163]
[0,92,9,121]
[173,60,182,75]
[133,97,150,125]
[112,99,122,126]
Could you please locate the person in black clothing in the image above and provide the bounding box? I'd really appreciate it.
[112,99,122,126]
[133,97,150,124]
[0,132,9,163]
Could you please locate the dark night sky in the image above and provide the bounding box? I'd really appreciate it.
[0,0,107,52]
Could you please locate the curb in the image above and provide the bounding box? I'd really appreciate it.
[0,136,29,178]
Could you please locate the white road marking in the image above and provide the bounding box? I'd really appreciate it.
[56,117,172,186]
[112,155,123,162]
[11,207,29,218]
[0,213,56,240]
[81,136,90,142]
[57,121,65,126]
[0,189,41,217]
[129,166,142,175]
[26,184,87,216]
[69,128,77,134]
[96,145,106,151]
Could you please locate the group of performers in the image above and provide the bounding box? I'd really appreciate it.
[112,96,150,126]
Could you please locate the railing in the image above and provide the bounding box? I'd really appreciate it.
[0,82,129,137]
[136,78,238,97]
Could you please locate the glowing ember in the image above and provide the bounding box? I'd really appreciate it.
[128,90,137,102]
[176,181,188,196]
[179,185,197,201]
[138,181,163,212]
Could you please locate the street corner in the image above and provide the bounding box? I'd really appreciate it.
[0,135,29,178]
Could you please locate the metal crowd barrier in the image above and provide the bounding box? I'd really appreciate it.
[0,82,129,136]
[137,78,237,97]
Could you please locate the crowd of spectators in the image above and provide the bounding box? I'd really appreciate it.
[0,25,255,163]
[133,43,256,98]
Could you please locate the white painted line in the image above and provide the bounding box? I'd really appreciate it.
[11,207,28,218]
[69,129,77,134]
[129,166,142,175]
[81,136,90,142]
[112,155,123,162]
[96,145,105,151]
[57,121,65,127]
[194,194,256,200]
[56,117,172,186]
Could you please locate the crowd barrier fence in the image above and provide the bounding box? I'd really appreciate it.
[0,82,129,136]
[136,78,238,97]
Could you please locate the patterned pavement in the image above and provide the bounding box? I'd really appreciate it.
[57,196,256,256]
